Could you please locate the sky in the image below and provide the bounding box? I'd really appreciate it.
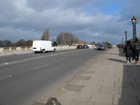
[0,0,140,45]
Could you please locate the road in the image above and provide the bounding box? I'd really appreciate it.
[0,48,107,105]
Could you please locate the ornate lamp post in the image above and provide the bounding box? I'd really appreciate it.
[122,37,123,45]
[131,14,137,43]
[125,30,127,44]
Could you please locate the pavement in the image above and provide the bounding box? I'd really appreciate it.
[33,48,140,105]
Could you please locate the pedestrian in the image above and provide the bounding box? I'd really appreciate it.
[132,37,140,64]
[123,41,132,64]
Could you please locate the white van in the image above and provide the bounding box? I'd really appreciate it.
[32,40,56,53]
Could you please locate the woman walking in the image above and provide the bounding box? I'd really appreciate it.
[123,41,132,64]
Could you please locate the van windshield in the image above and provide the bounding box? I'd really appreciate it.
[98,45,104,47]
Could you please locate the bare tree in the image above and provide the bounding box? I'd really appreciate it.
[56,32,79,45]
[15,39,26,46]
[40,29,49,40]
[56,32,63,45]
[0,40,12,47]
[91,41,95,45]
[26,40,33,46]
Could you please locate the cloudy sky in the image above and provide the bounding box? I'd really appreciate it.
[0,0,140,45]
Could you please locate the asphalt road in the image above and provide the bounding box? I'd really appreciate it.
[0,48,107,105]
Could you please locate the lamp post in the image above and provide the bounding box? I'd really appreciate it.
[71,39,73,46]
[122,37,123,45]
[131,14,137,43]
[125,30,127,44]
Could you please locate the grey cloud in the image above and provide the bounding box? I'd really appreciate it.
[0,0,139,45]
[0,26,40,42]
[119,0,140,22]
[26,0,57,11]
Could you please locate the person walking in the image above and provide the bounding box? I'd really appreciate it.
[132,38,140,64]
[123,41,132,64]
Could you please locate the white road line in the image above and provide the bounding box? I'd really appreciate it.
[0,49,86,67]
[0,75,12,81]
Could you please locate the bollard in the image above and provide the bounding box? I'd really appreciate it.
[25,47,27,50]
[16,47,22,52]
[0,48,4,53]
[9,47,12,51]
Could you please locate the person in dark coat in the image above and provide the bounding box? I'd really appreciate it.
[132,38,140,64]
[123,41,132,64]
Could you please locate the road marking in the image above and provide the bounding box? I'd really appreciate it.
[33,64,51,70]
[9,75,12,78]
[5,62,8,65]
[0,49,87,67]
[32,59,63,70]
[0,75,13,81]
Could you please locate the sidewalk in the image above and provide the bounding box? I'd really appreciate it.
[34,48,140,105]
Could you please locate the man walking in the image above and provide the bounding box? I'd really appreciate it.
[132,38,140,64]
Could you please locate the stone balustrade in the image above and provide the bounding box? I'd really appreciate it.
[0,46,77,54]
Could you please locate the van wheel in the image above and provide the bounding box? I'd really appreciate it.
[53,49,56,52]
[42,49,45,53]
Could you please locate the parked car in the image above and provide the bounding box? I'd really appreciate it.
[97,44,106,50]
[77,45,83,49]
[108,46,112,48]
[83,45,89,48]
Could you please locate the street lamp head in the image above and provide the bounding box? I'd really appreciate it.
[125,30,127,33]
[132,14,137,24]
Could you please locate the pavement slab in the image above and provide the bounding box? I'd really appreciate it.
[104,77,119,82]
[70,100,94,105]
[99,86,120,95]
[63,84,84,92]
[98,81,115,87]
[74,76,91,80]
[90,94,113,104]
[72,92,93,101]
[115,81,133,88]
[81,85,100,93]
[94,103,112,105]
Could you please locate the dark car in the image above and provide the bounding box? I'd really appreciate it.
[108,46,112,48]
[77,45,83,49]
[83,45,89,48]
[97,44,106,50]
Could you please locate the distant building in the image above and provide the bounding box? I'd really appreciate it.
[113,45,116,48]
